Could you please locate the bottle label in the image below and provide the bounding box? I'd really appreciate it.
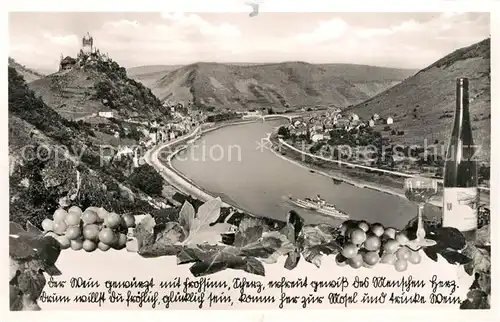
[442,187,478,231]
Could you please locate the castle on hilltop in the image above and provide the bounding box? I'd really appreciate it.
[59,32,110,71]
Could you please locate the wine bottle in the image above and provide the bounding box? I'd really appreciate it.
[443,78,478,241]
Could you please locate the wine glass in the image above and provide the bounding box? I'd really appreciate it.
[404,177,438,250]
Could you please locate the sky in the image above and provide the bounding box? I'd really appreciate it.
[8,12,490,72]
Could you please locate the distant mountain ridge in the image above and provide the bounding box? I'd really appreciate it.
[8,57,45,83]
[347,38,491,162]
[138,61,416,111]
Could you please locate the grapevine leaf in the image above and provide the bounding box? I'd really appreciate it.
[302,240,341,268]
[17,270,46,301]
[134,214,156,248]
[10,222,26,235]
[476,224,490,247]
[155,222,186,244]
[284,249,301,270]
[34,234,62,268]
[239,231,294,263]
[243,257,265,276]
[9,236,37,260]
[188,250,245,277]
[178,201,195,234]
[10,258,21,282]
[460,289,490,309]
[463,244,491,276]
[138,243,183,258]
[182,197,235,245]
[238,244,276,258]
[185,223,235,245]
[25,221,42,235]
[423,246,438,262]
[10,285,23,311]
[301,224,338,247]
[238,216,266,233]
[428,227,467,251]
[477,272,491,295]
[233,225,263,248]
[177,244,225,265]
[439,249,471,265]
[177,247,206,265]
[190,260,229,277]
[283,210,304,244]
[280,224,295,245]
[299,223,340,267]
[221,233,235,246]
[189,197,222,236]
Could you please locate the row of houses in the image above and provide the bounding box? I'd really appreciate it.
[285,109,395,143]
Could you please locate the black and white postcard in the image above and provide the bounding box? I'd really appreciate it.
[4,1,497,321]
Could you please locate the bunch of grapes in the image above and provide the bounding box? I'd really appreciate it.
[335,221,421,272]
[41,206,136,252]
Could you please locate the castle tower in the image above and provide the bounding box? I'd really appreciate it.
[82,32,93,55]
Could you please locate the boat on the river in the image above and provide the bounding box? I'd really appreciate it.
[286,194,349,219]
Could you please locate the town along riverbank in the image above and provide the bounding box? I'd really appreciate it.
[267,131,490,222]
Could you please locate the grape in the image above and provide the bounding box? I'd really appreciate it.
[41,219,54,232]
[408,250,422,264]
[363,251,380,266]
[395,232,409,246]
[364,235,381,251]
[396,247,411,260]
[65,212,81,226]
[380,253,397,265]
[341,243,358,259]
[45,232,59,239]
[383,227,397,239]
[65,226,81,240]
[70,239,84,251]
[83,240,98,252]
[122,214,136,228]
[53,221,68,235]
[85,206,101,213]
[98,228,116,245]
[339,222,350,236]
[394,259,408,272]
[68,206,83,216]
[348,254,363,269]
[335,253,348,266]
[370,223,385,237]
[105,212,121,229]
[98,242,111,251]
[56,236,71,249]
[97,207,109,222]
[350,228,367,245]
[82,224,100,241]
[53,208,67,223]
[117,233,127,247]
[357,221,369,232]
[382,239,400,254]
[82,210,98,225]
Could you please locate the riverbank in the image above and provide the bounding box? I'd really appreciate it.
[144,119,262,215]
[268,133,490,209]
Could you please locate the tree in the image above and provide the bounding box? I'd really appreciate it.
[277,126,289,138]
[128,164,164,196]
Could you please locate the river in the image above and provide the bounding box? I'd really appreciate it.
[171,120,440,228]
